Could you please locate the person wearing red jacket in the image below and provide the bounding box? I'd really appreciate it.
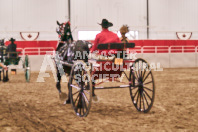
[90,19,121,56]
[90,19,121,102]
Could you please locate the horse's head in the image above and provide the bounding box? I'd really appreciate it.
[56,21,73,43]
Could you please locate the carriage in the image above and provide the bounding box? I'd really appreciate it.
[0,40,30,82]
[55,21,155,117]
[56,42,155,117]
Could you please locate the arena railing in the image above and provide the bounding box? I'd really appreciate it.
[169,46,196,53]
[17,47,55,56]
[136,46,197,53]
[16,46,198,56]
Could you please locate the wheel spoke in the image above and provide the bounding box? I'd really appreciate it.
[76,94,81,113]
[143,71,151,82]
[135,70,139,79]
[82,92,89,104]
[131,86,139,90]
[142,62,148,78]
[134,74,139,82]
[81,94,85,114]
[143,86,153,92]
[70,84,81,90]
[143,93,149,108]
[123,71,130,81]
[138,61,143,78]
[83,90,90,95]
[133,88,139,98]
[82,93,88,111]
[143,89,152,101]
[140,61,143,78]
[137,62,141,78]
[72,90,80,96]
[136,91,140,107]
[139,93,141,110]
[131,70,139,82]
[79,102,82,115]
[142,69,146,80]
[144,81,153,85]
[80,94,84,115]
[142,94,145,111]
[74,93,80,105]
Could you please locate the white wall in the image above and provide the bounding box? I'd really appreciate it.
[0,0,197,40]
[71,0,198,40]
[71,0,147,40]
[149,0,198,40]
[0,0,68,40]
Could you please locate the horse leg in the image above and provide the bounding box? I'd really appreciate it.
[92,80,98,101]
[0,70,1,81]
[63,82,71,104]
[56,68,62,93]
[92,81,95,96]
[2,66,9,82]
[2,69,6,82]
[6,69,8,81]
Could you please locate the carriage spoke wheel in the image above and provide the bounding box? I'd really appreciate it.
[69,61,92,117]
[24,55,30,82]
[129,58,155,113]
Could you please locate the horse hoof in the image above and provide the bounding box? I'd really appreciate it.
[59,92,67,101]
[63,99,71,105]
[3,78,9,82]
[56,83,61,89]
[92,95,99,103]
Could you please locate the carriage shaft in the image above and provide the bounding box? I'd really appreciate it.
[55,59,73,67]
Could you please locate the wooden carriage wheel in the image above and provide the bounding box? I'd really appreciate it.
[129,58,155,113]
[68,61,92,117]
[24,55,30,82]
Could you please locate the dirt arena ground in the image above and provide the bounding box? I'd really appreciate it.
[0,68,198,132]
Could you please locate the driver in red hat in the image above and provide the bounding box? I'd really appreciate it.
[90,19,121,56]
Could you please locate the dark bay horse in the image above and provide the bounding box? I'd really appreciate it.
[55,21,90,103]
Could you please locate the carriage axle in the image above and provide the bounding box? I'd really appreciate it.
[95,85,130,89]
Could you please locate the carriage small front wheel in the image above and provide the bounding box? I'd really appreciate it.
[68,61,92,117]
[129,58,155,113]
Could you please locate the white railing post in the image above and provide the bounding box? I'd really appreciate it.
[196,46,197,67]
[23,49,25,56]
[169,46,171,68]
[23,48,26,56]
[38,48,41,55]
[169,47,171,53]
[141,47,143,53]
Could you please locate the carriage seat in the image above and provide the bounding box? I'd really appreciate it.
[89,43,135,61]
